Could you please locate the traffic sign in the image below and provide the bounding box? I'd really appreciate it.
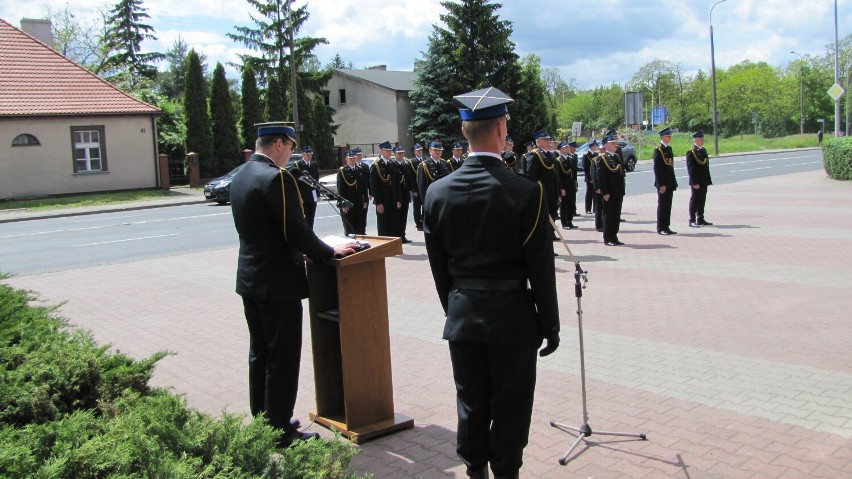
[828,82,845,101]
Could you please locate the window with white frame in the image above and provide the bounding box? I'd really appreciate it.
[71,126,107,173]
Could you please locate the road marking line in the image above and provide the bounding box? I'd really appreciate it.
[0,212,230,240]
[729,167,772,173]
[71,233,178,247]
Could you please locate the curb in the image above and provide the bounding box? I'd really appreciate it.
[0,198,208,224]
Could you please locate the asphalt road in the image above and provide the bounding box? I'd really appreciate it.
[0,149,823,277]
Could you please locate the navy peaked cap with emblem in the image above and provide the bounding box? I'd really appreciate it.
[693,130,704,139]
[526,141,534,148]
[534,129,550,140]
[255,121,297,145]
[454,86,513,121]
[353,147,363,154]
[568,141,578,148]
[412,143,423,151]
[588,139,599,148]
[379,141,392,150]
[558,142,569,149]
[659,127,672,136]
[392,145,405,153]
[505,135,513,143]
[344,150,355,158]
[300,145,313,153]
[452,142,462,149]
[429,141,443,150]
[606,129,618,137]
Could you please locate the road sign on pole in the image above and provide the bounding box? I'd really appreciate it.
[828,82,845,101]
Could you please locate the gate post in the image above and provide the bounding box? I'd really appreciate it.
[243,149,253,163]
[158,153,170,189]
[187,152,201,187]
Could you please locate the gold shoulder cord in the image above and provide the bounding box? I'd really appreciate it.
[534,150,555,170]
[339,166,357,187]
[420,161,436,181]
[657,145,673,166]
[691,147,709,166]
[558,157,572,176]
[372,161,390,182]
[278,169,306,241]
[523,182,545,247]
[601,154,622,172]
[407,159,418,174]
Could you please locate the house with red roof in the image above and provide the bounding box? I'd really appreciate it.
[0,18,161,200]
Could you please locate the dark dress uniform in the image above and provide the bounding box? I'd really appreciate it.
[525,147,560,228]
[417,157,449,200]
[370,156,396,236]
[391,157,413,239]
[296,157,320,229]
[337,163,366,236]
[356,159,370,234]
[557,153,578,228]
[409,153,425,230]
[582,148,597,214]
[652,143,678,233]
[447,156,465,172]
[595,150,626,244]
[502,149,520,173]
[686,143,713,225]
[230,153,334,434]
[424,154,559,478]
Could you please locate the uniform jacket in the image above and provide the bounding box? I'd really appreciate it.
[686,145,713,186]
[417,158,449,200]
[423,155,559,346]
[446,156,464,172]
[408,157,423,194]
[337,164,366,208]
[502,150,519,172]
[392,159,415,204]
[558,154,578,194]
[296,159,320,204]
[653,143,678,190]
[369,157,396,207]
[230,154,333,301]
[526,148,560,203]
[582,151,598,186]
[595,151,626,197]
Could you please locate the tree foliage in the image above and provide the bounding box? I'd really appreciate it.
[311,90,340,168]
[409,32,459,150]
[210,63,241,175]
[240,66,263,151]
[100,0,164,89]
[183,49,214,177]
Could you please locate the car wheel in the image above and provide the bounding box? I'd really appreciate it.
[626,156,636,172]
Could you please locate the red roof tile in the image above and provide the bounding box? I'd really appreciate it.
[0,18,160,117]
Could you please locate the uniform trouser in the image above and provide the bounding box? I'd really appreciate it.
[560,191,576,226]
[689,186,708,222]
[303,201,317,229]
[243,297,303,432]
[449,341,538,477]
[584,183,595,212]
[603,194,624,243]
[594,193,603,230]
[342,203,359,236]
[547,198,559,234]
[656,189,673,232]
[412,193,423,228]
[394,201,410,238]
[375,204,392,236]
[355,203,368,235]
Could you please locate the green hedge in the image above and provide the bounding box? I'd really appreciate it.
[821,137,852,180]
[0,281,369,479]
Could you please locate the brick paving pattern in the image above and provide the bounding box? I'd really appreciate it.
[6,168,852,478]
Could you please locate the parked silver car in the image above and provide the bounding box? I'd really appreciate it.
[317,157,376,198]
[576,139,637,174]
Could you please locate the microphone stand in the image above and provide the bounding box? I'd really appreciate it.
[299,174,358,236]
[548,217,646,465]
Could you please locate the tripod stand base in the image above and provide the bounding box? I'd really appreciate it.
[549,420,646,465]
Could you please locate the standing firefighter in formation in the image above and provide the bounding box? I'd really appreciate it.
[686,130,714,228]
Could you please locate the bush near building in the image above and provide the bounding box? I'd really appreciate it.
[821,137,852,180]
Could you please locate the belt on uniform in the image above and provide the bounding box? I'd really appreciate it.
[453,278,527,291]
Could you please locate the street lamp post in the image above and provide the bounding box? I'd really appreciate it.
[710,0,728,156]
[286,0,299,135]
[791,51,805,135]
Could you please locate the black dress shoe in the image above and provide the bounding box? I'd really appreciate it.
[620,218,626,222]
[565,224,578,229]
[667,229,677,235]
[401,238,412,244]
[605,241,618,246]
[416,226,424,231]
[658,230,672,235]
[278,430,320,448]
[689,221,700,228]
[698,219,713,226]
[596,228,604,232]
[585,211,592,215]
[615,240,625,245]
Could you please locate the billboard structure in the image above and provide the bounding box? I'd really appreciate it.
[623,91,643,128]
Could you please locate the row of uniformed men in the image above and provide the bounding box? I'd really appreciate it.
[334,140,468,241]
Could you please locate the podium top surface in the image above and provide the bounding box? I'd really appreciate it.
[323,235,402,267]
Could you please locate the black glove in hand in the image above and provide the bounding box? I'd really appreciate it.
[539,332,560,357]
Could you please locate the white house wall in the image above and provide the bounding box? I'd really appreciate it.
[329,74,412,148]
[0,115,158,199]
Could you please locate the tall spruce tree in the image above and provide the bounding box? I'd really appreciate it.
[184,49,214,177]
[411,0,520,150]
[513,54,551,148]
[210,63,241,175]
[240,66,263,151]
[100,0,164,88]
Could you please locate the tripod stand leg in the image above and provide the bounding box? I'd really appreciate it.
[554,428,587,465]
[589,429,646,440]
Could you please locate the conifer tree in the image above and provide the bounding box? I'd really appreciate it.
[311,91,339,168]
[210,63,241,175]
[240,66,263,151]
[184,49,214,177]
[266,75,285,121]
[100,0,164,88]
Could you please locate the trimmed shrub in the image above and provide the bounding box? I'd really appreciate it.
[0,281,370,478]
[822,136,852,180]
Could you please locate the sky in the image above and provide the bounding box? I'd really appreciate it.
[2,0,850,90]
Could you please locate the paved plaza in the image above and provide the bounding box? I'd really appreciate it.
[5,167,852,478]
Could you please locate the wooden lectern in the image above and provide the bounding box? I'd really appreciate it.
[306,235,414,444]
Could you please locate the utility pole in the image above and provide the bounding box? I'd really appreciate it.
[710,0,728,156]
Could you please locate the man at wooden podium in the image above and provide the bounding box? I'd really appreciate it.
[229,122,357,448]
[423,88,560,479]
